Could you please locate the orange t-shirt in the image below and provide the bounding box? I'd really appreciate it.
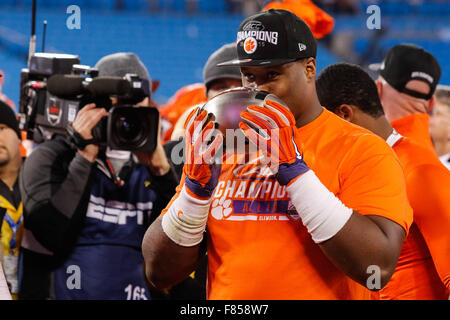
[379,135,450,300]
[163,108,412,299]
[390,113,435,153]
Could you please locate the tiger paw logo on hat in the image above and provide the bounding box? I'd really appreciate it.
[244,37,257,54]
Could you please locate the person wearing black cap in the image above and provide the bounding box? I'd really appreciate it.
[19,53,178,300]
[143,9,412,300]
[316,62,450,300]
[0,101,22,300]
[370,44,442,151]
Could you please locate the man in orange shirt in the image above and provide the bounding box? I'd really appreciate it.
[370,44,441,153]
[316,62,450,299]
[142,9,412,299]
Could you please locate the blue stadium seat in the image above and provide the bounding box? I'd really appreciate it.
[418,1,450,15]
[198,0,226,13]
[172,0,186,12]
[1,7,449,107]
[380,1,411,15]
[84,0,116,11]
[0,0,18,8]
[40,0,83,9]
[123,0,149,11]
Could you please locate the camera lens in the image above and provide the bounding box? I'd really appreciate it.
[115,112,143,143]
[109,106,157,152]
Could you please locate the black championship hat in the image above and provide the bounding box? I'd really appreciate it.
[369,44,441,100]
[218,9,317,67]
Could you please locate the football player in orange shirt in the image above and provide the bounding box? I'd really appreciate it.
[316,63,450,300]
[142,9,412,299]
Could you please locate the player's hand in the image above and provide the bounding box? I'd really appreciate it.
[183,108,223,199]
[239,96,309,185]
[72,103,108,162]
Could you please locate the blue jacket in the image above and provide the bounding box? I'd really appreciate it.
[20,139,178,299]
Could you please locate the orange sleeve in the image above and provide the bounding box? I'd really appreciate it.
[406,164,450,289]
[338,135,413,233]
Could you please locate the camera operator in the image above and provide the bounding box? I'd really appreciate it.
[19,52,177,300]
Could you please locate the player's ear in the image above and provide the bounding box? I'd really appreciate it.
[375,79,383,98]
[336,104,354,122]
[303,58,316,80]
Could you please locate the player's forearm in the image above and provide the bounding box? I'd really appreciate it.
[142,217,203,290]
[318,213,405,289]
[286,170,405,289]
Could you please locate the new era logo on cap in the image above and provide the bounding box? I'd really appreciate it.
[218,9,317,67]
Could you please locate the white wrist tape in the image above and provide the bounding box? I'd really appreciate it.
[161,186,211,247]
[0,263,12,300]
[287,170,352,243]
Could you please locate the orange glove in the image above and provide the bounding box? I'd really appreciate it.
[239,96,309,185]
[183,108,223,198]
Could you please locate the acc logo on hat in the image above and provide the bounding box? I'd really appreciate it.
[243,20,265,31]
[244,37,257,54]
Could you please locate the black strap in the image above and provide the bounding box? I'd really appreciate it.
[400,87,433,100]
[65,125,97,151]
[118,157,136,182]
